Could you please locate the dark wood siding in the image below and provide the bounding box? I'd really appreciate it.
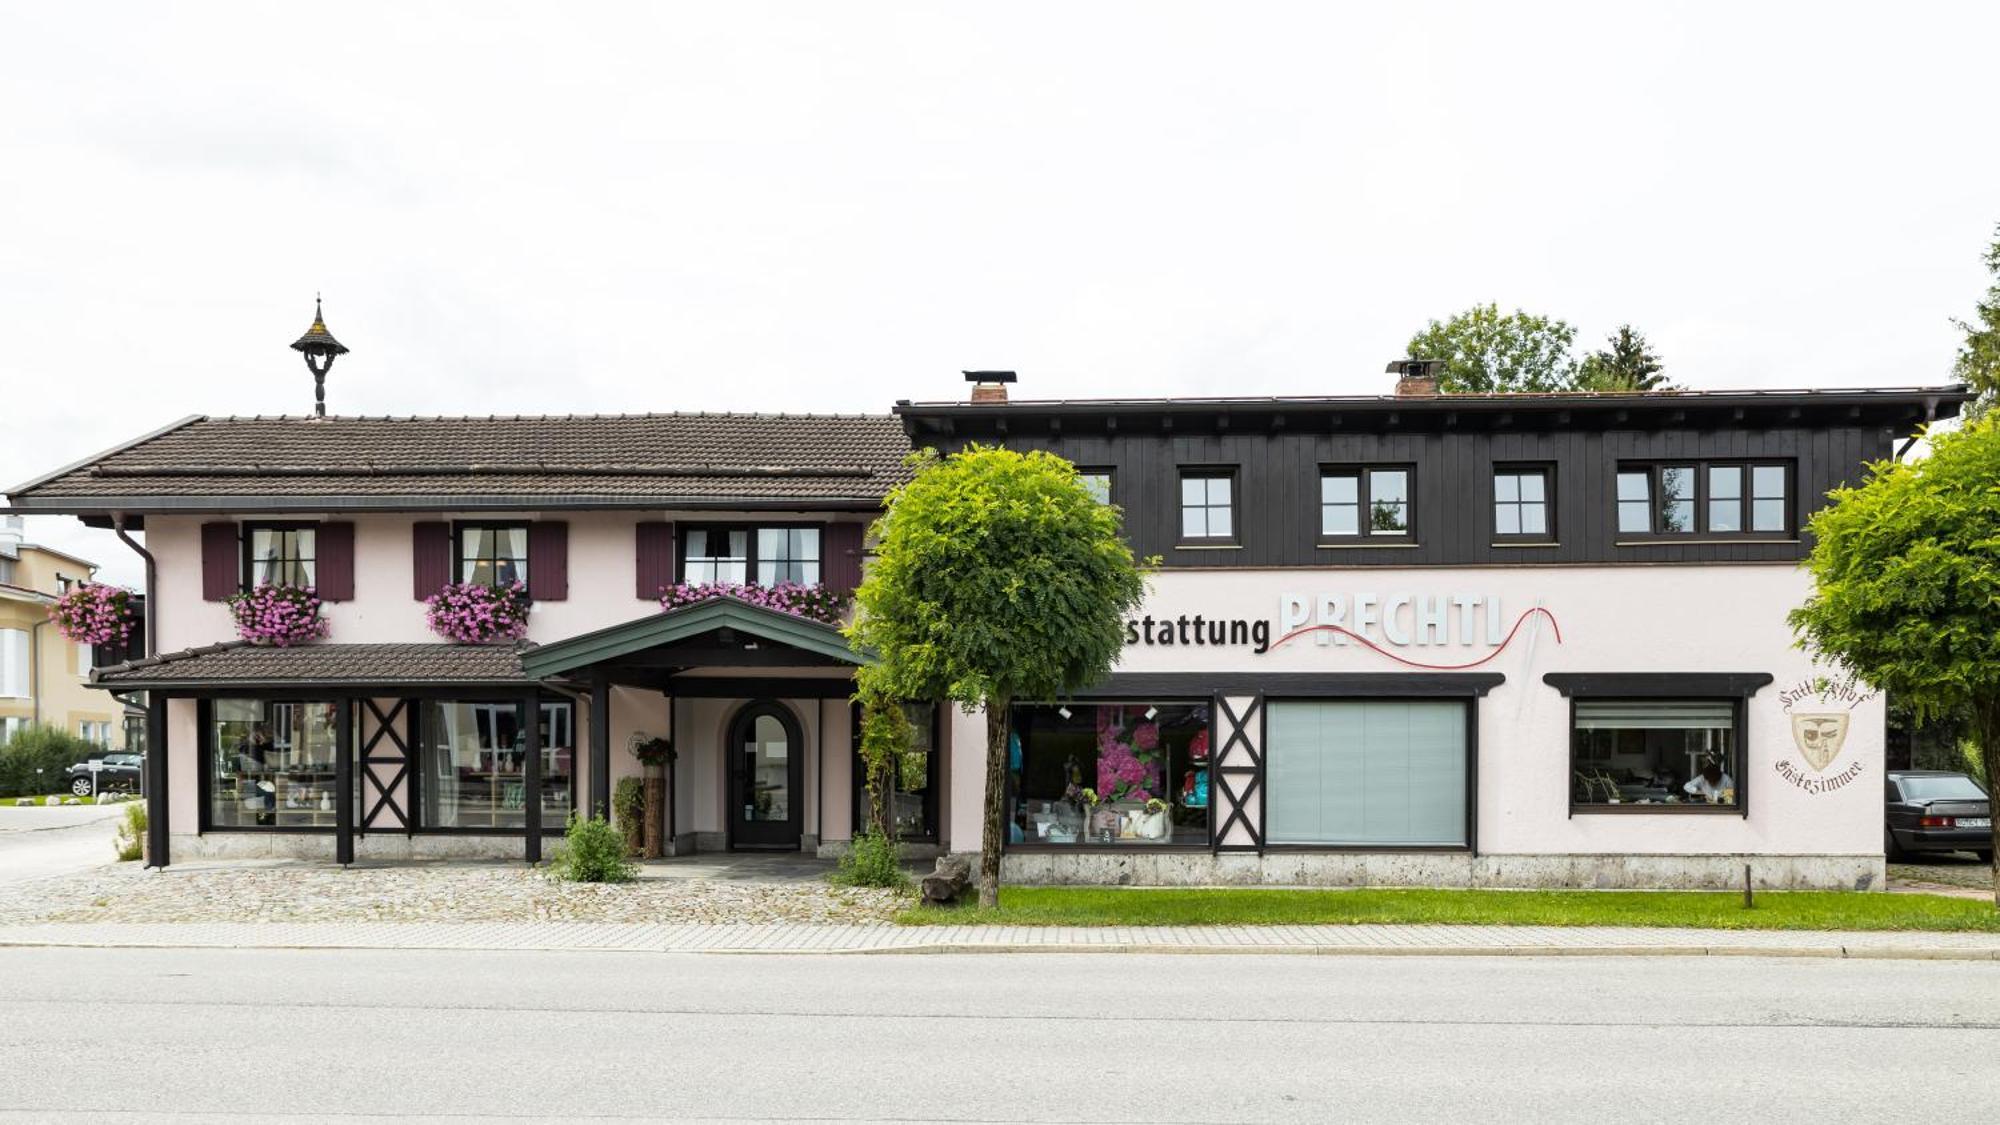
[916,422,1895,568]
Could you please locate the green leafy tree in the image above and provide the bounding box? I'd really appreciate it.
[1952,223,2000,415]
[1789,416,2000,900]
[850,446,1147,907]
[1406,303,1580,393]
[1577,325,1674,391]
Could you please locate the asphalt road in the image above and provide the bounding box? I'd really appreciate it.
[0,948,1997,1123]
[0,804,124,886]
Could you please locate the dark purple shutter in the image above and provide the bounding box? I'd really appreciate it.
[412,521,451,599]
[823,521,864,593]
[316,522,355,601]
[636,521,675,599]
[200,522,239,601]
[528,521,568,602]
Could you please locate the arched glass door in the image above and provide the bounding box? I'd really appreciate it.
[730,703,803,850]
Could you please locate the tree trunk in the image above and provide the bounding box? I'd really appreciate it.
[979,695,1010,909]
[1977,701,2000,909]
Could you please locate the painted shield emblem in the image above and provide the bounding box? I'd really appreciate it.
[1791,713,1850,772]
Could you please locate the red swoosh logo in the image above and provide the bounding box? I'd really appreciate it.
[1269,607,1563,671]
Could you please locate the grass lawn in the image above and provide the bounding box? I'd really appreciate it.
[899,886,2000,931]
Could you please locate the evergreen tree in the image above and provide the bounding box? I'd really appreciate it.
[1577,325,1673,391]
[1952,223,2000,415]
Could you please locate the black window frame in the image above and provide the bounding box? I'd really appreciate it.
[196,695,345,834]
[1491,463,1556,545]
[239,521,319,591]
[1176,467,1240,547]
[1564,696,1746,815]
[1614,461,1794,541]
[676,522,828,587]
[849,699,943,844]
[1003,697,1217,853]
[413,695,575,835]
[452,520,532,590]
[1318,464,1416,544]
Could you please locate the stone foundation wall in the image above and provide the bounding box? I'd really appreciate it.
[994,851,1885,891]
[168,833,547,862]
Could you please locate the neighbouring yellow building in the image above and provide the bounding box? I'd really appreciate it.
[0,516,127,748]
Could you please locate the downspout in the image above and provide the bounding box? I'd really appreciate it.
[29,619,45,727]
[112,515,156,658]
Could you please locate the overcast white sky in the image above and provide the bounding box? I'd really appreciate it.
[3,2,1995,586]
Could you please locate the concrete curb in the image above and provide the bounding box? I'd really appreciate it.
[4,928,2000,960]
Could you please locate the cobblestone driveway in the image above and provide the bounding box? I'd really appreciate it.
[0,861,906,926]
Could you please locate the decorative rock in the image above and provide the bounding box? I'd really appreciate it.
[920,854,971,905]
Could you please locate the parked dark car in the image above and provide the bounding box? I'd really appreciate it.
[1885,770,1992,861]
[64,752,143,796]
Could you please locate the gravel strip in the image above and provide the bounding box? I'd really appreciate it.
[0,863,907,926]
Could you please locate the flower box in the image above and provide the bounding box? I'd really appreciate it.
[227,584,328,647]
[657,582,849,626]
[48,583,135,647]
[425,581,531,644]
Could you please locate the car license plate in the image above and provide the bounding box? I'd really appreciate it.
[1959,818,1991,829]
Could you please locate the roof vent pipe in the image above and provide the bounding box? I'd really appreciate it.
[1388,359,1443,397]
[964,370,1017,404]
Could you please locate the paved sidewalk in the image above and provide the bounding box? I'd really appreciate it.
[3,919,1999,958]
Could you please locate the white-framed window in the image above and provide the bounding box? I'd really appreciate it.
[78,720,113,747]
[0,629,29,699]
[76,641,92,678]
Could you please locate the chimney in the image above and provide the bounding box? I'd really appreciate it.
[0,515,21,560]
[1388,358,1442,397]
[964,370,1017,404]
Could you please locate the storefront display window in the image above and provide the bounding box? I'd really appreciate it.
[1265,700,1468,847]
[420,700,574,830]
[1571,700,1738,809]
[1009,702,1211,847]
[207,699,340,829]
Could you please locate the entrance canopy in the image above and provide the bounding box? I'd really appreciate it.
[520,597,870,690]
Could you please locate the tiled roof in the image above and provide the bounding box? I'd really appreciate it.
[92,641,535,688]
[8,413,912,511]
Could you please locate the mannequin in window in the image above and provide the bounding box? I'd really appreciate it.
[1683,759,1735,803]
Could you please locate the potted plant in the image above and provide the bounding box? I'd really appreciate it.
[612,777,645,858]
[629,733,675,859]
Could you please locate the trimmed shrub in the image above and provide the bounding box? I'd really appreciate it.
[115,801,146,862]
[550,813,637,883]
[831,831,909,889]
[0,725,98,798]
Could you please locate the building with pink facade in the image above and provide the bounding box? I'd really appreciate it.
[2,325,1974,887]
